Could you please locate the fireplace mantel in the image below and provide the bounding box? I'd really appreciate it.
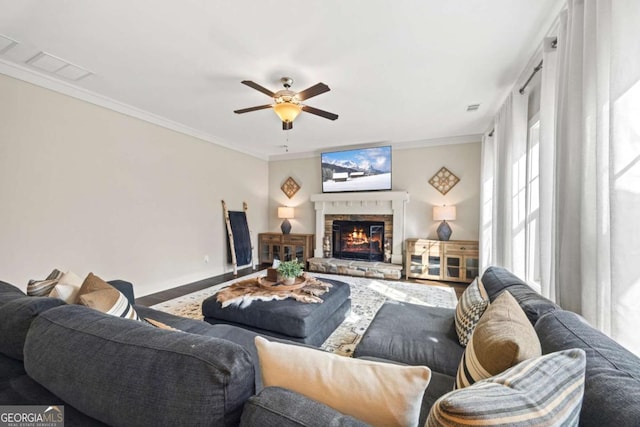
[310,191,410,264]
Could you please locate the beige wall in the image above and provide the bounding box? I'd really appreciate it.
[268,142,481,244]
[0,74,268,297]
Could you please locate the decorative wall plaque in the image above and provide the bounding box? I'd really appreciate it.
[429,167,460,195]
[281,176,301,199]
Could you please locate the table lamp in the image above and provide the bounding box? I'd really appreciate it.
[278,206,294,234]
[433,205,456,241]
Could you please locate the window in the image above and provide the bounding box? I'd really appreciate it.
[525,117,540,289]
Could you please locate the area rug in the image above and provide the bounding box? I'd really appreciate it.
[150,272,458,356]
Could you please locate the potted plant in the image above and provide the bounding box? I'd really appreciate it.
[276,259,304,285]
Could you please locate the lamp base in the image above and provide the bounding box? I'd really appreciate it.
[280,218,292,234]
[437,220,452,241]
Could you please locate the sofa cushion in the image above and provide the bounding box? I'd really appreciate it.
[0,353,107,426]
[24,305,255,427]
[77,273,139,320]
[353,300,464,376]
[456,291,541,388]
[480,266,559,325]
[535,310,640,427]
[0,282,66,360]
[135,305,271,389]
[240,387,369,427]
[0,281,26,296]
[255,336,431,427]
[455,277,489,346]
[428,349,586,427]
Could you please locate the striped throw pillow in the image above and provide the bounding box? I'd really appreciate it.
[77,273,140,321]
[427,349,586,427]
[456,291,541,388]
[27,269,64,296]
[454,277,489,346]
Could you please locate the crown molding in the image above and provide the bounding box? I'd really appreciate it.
[268,133,482,161]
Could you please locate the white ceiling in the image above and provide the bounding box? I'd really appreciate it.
[0,0,563,160]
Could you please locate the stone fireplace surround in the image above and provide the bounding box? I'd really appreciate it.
[309,191,410,265]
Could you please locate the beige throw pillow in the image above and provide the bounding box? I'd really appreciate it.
[48,271,83,303]
[254,336,431,427]
[77,273,140,320]
[456,291,541,389]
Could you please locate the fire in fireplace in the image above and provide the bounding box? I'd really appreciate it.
[332,220,385,261]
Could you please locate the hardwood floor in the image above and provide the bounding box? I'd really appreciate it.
[135,266,464,306]
[135,266,266,306]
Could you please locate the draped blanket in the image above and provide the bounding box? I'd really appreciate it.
[216,274,333,308]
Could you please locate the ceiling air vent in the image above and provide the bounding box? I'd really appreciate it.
[0,34,18,54]
[466,104,480,112]
[25,51,93,81]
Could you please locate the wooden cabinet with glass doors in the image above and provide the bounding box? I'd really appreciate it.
[258,233,314,266]
[405,238,479,283]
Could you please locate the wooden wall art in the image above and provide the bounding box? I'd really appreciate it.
[281,176,301,199]
[429,167,460,195]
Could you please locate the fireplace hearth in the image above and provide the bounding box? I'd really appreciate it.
[332,220,384,262]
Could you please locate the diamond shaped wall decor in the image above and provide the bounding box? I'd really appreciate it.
[429,167,460,195]
[281,176,301,199]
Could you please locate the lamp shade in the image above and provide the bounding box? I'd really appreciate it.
[273,102,302,123]
[433,205,456,221]
[278,206,294,219]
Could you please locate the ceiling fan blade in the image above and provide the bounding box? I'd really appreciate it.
[296,83,330,101]
[234,104,273,114]
[282,121,293,130]
[302,105,339,121]
[241,80,275,97]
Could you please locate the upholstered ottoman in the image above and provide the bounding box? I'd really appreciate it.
[202,278,351,346]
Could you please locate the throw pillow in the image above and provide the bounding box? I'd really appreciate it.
[427,349,586,427]
[77,273,140,320]
[454,276,489,346]
[48,271,83,303]
[26,268,63,296]
[456,291,541,389]
[254,336,431,427]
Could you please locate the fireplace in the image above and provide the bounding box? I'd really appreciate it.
[310,191,410,265]
[333,220,384,261]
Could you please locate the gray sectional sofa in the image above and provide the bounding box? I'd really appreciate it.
[354,267,640,426]
[1,267,640,426]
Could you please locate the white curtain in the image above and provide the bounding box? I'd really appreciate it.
[481,0,640,355]
[551,0,640,355]
[480,91,529,277]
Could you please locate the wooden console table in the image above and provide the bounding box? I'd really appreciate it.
[405,238,479,283]
[258,233,315,265]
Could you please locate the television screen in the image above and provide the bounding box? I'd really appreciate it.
[321,146,392,193]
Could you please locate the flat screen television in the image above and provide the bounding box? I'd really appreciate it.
[321,146,392,193]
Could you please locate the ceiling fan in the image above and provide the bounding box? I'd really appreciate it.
[234,77,339,130]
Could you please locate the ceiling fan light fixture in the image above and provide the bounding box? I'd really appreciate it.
[235,77,337,129]
[273,102,302,123]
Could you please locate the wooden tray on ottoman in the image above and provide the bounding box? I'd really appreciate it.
[257,276,308,291]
